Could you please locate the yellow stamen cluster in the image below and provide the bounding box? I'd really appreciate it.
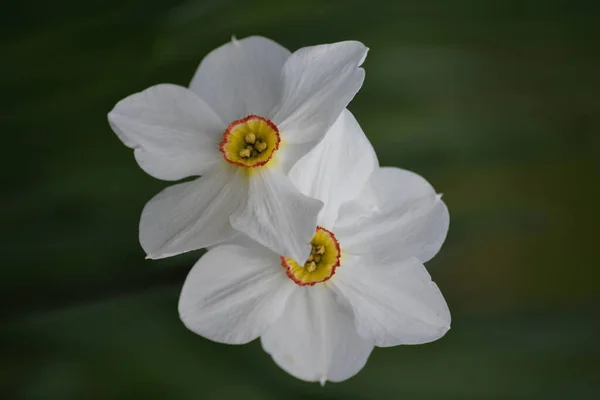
[239,132,269,159]
[305,244,326,272]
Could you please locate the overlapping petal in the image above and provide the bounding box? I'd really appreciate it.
[230,168,323,262]
[179,244,295,344]
[140,166,247,259]
[272,41,368,145]
[189,36,291,122]
[335,167,449,264]
[333,256,451,347]
[108,84,224,181]
[261,285,373,383]
[288,109,378,228]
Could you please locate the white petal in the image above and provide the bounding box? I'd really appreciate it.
[365,167,438,209]
[179,244,294,344]
[335,167,449,264]
[230,168,323,262]
[333,256,451,347]
[108,84,224,181]
[140,166,247,259]
[272,41,368,144]
[274,140,316,175]
[261,285,373,383]
[288,109,378,228]
[189,36,291,122]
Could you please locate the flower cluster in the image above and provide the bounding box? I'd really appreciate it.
[108,36,450,384]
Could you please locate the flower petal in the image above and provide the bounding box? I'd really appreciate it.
[140,166,247,259]
[273,141,316,175]
[230,168,323,262]
[271,41,368,144]
[365,166,439,209]
[333,256,451,347]
[335,167,449,264]
[288,109,378,228]
[179,244,294,344]
[189,36,291,122]
[261,285,373,383]
[108,84,224,181]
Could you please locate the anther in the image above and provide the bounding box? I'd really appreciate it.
[316,245,325,255]
[255,141,268,152]
[313,254,321,263]
[307,254,314,262]
[307,261,317,272]
[239,148,251,158]
[244,133,256,144]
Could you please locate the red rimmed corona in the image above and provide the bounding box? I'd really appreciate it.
[220,115,281,168]
[281,226,341,286]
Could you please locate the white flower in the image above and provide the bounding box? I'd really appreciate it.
[107,36,368,261]
[178,110,451,384]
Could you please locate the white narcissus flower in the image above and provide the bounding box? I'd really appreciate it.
[178,110,451,384]
[108,36,368,261]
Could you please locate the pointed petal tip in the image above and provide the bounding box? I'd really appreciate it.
[319,377,327,386]
[357,43,369,65]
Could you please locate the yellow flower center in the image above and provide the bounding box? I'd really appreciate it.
[220,115,280,168]
[281,227,341,286]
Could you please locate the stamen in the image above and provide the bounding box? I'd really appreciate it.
[304,243,326,269]
[255,141,267,152]
[244,133,256,144]
[239,148,251,158]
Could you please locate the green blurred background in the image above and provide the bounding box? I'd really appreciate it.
[2,0,599,398]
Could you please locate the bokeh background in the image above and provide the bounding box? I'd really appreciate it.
[2,0,599,398]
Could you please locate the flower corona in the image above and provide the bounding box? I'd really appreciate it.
[220,115,281,168]
[281,227,341,286]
